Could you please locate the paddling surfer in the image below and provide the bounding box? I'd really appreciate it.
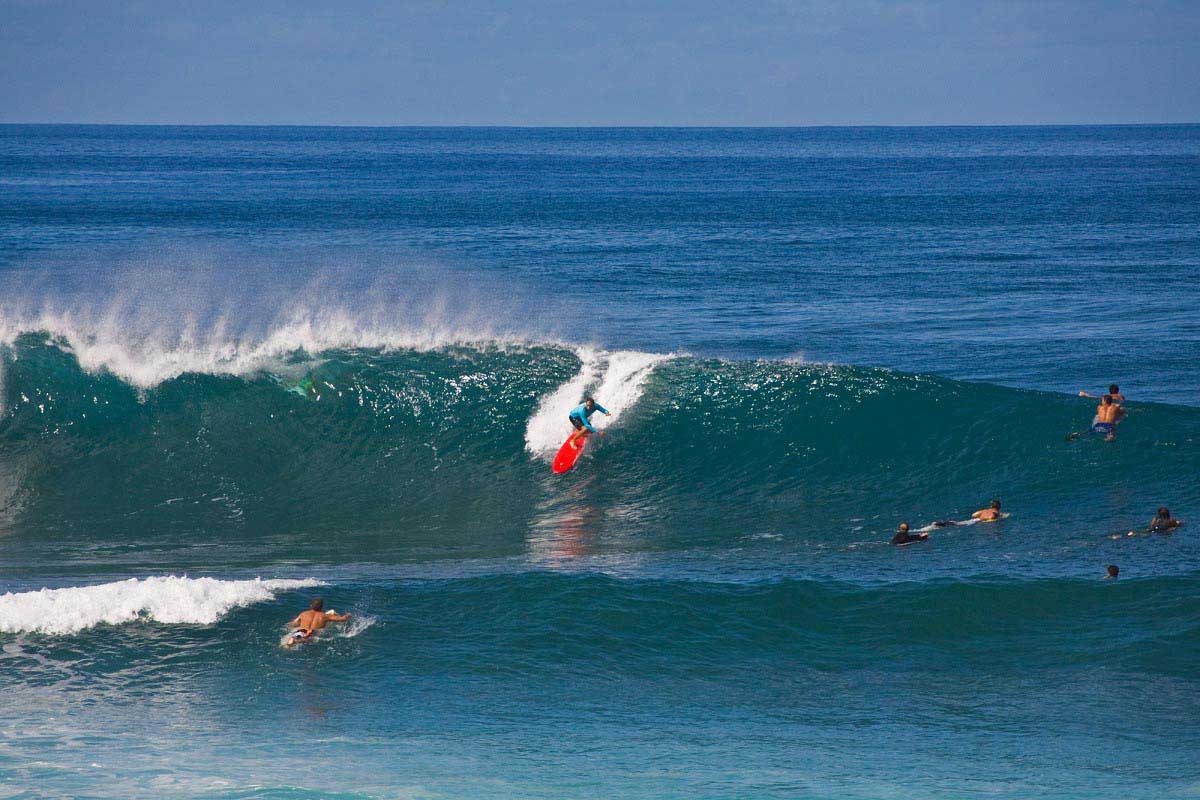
[891,522,928,546]
[1079,384,1125,403]
[568,397,610,448]
[972,499,1004,522]
[1068,386,1126,441]
[932,499,1006,527]
[1091,394,1123,441]
[1148,507,1183,532]
[285,598,351,647]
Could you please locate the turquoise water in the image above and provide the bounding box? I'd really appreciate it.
[0,125,1198,798]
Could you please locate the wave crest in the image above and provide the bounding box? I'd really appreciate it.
[0,576,323,635]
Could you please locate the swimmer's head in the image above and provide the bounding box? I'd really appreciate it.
[1106,565,1119,578]
[1108,384,1120,395]
[310,598,324,611]
[898,522,910,533]
[1158,507,1171,519]
[991,499,1001,510]
[1101,395,1113,405]
[584,397,595,409]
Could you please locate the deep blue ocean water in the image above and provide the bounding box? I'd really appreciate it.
[0,125,1197,798]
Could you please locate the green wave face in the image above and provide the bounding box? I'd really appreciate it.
[1,334,1197,577]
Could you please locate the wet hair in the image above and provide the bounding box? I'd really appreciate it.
[310,598,324,611]
[899,522,909,532]
[1108,384,1119,395]
[1158,507,1171,519]
[1106,565,1119,578]
[1101,394,1114,405]
[991,499,1001,510]
[584,396,595,405]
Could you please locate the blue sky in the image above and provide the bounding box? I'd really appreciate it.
[2,1,1197,125]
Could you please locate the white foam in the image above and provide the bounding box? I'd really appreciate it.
[0,576,323,635]
[0,248,570,389]
[591,350,669,427]
[335,614,376,639]
[524,348,602,454]
[0,306,541,390]
[524,349,668,456]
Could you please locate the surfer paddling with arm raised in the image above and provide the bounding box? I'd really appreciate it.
[1068,388,1126,441]
[285,598,350,647]
[1091,395,1124,442]
[568,397,610,449]
[1079,384,1125,403]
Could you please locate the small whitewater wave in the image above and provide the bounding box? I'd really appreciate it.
[0,576,323,635]
[525,349,668,455]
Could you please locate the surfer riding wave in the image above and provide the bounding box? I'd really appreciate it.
[568,397,610,449]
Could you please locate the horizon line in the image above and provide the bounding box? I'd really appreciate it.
[2,121,1198,130]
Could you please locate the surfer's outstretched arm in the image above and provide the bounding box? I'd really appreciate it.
[326,612,352,622]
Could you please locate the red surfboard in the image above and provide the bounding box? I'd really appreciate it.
[552,432,588,473]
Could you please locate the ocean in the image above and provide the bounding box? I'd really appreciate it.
[0,124,1198,799]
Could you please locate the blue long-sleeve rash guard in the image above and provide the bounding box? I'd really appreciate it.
[569,402,609,432]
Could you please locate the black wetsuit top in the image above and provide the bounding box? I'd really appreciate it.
[891,531,926,545]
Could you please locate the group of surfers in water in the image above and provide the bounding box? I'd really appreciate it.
[285,384,1184,640]
[890,383,1184,551]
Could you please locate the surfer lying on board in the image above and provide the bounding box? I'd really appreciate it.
[1068,391,1126,441]
[1115,508,1184,538]
[285,598,351,647]
[972,499,1004,522]
[891,522,928,546]
[568,397,610,448]
[931,499,1006,527]
[1090,394,1124,441]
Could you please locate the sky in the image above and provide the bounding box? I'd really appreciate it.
[1,0,1198,126]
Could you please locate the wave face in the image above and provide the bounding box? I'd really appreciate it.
[1,333,1198,578]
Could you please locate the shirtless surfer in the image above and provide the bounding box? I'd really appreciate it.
[1091,394,1123,441]
[285,598,351,647]
[932,499,1006,527]
[568,397,610,448]
[972,499,1004,522]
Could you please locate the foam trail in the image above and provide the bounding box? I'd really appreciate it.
[590,351,669,428]
[524,350,668,456]
[525,348,601,454]
[0,576,323,635]
[336,614,376,638]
